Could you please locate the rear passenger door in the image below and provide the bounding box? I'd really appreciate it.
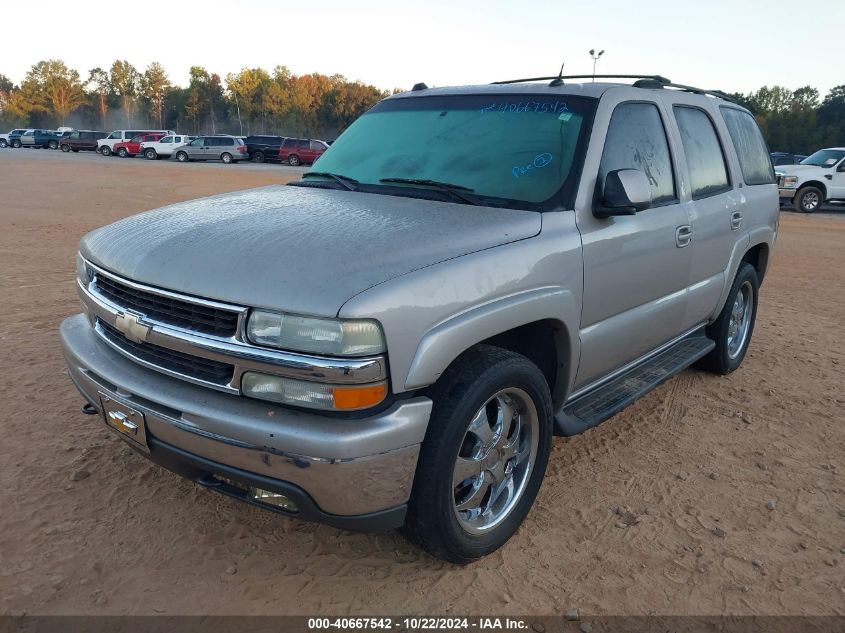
[668,102,748,329]
[575,98,693,389]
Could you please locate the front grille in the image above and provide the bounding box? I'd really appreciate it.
[99,320,235,385]
[94,274,240,338]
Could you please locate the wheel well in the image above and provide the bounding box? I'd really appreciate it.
[478,319,568,405]
[742,243,770,284]
[798,180,827,198]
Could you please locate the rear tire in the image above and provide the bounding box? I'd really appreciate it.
[145,148,157,160]
[696,262,759,375]
[288,154,300,166]
[61,144,70,153]
[117,147,128,158]
[221,152,233,164]
[11,140,21,148]
[402,345,553,563]
[175,151,189,163]
[48,140,58,149]
[252,151,265,163]
[100,146,111,156]
[0,139,7,148]
[794,186,823,213]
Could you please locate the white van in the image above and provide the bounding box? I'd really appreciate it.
[97,129,175,156]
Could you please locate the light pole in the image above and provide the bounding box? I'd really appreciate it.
[589,49,605,81]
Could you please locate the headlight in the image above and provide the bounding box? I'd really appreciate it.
[76,253,94,286]
[781,176,798,188]
[246,310,385,356]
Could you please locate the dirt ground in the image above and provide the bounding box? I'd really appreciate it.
[0,150,842,617]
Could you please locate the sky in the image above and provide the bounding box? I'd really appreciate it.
[2,0,843,98]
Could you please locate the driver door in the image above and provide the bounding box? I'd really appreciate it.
[574,94,693,390]
[832,159,845,199]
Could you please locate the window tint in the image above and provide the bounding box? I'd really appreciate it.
[720,107,775,185]
[107,131,121,139]
[189,138,203,146]
[599,102,675,205]
[674,107,730,198]
[160,136,173,143]
[283,138,296,149]
[219,137,234,146]
[297,139,309,150]
[310,140,324,151]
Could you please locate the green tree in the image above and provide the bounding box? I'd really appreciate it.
[109,60,140,126]
[87,67,111,129]
[141,62,171,128]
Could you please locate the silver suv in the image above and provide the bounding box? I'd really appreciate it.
[174,135,248,163]
[60,75,778,563]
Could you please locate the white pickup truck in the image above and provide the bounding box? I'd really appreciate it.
[139,134,193,160]
[777,147,845,212]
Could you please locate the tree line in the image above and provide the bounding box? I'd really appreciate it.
[0,60,395,140]
[1,60,843,152]
[728,85,844,154]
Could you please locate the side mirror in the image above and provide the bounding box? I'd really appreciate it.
[594,169,652,218]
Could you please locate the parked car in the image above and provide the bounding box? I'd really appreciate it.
[776,147,845,212]
[770,151,807,167]
[7,129,29,148]
[112,133,168,158]
[60,130,110,152]
[0,132,9,148]
[20,129,63,149]
[61,75,777,563]
[173,136,248,163]
[139,134,193,160]
[244,135,286,162]
[98,129,174,156]
[278,137,329,166]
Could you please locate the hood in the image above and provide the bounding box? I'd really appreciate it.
[81,185,541,317]
[776,164,826,176]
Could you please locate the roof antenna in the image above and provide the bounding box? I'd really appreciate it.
[549,62,565,87]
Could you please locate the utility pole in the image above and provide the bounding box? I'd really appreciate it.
[589,49,605,81]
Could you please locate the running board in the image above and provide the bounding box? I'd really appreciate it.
[554,333,715,437]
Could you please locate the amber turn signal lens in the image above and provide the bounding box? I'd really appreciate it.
[332,383,388,410]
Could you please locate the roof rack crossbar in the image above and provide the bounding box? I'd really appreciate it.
[491,74,734,102]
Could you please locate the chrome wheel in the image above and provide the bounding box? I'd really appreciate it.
[452,388,539,534]
[801,191,819,211]
[727,280,753,359]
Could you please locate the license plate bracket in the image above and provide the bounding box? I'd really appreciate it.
[99,392,149,453]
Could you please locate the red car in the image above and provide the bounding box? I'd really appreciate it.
[278,137,329,166]
[113,133,168,158]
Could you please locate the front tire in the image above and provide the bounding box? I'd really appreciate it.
[100,146,111,156]
[288,154,300,166]
[0,139,7,148]
[794,186,823,213]
[61,144,70,153]
[402,345,553,563]
[11,140,21,148]
[252,151,265,163]
[145,148,157,160]
[697,262,759,374]
[117,147,128,158]
[48,140,58,149]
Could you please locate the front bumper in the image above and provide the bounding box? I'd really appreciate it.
[60,314,432,530]
[778,188,797,201]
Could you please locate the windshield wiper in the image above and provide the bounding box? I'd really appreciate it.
[379,178,481,205]
[301,171,359,191]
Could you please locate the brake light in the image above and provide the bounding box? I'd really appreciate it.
[237,145,246,153]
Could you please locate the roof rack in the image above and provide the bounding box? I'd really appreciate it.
[491,74,735,102]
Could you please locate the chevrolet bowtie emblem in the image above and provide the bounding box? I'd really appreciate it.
[114,312,151,343]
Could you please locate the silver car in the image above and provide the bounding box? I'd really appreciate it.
[61,75,778,562]
[174,136,248,164]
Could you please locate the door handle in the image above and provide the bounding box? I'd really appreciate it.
[730,211,743,230]
[675,225,692,248]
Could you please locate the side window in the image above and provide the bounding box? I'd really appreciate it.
[283,138,296,149]
[673,106,730,198]
[160,136,173,143]
[221,137,234,146]
[720,107,775,185]
[310,140,323,151]
[297,139,309,150]
[107,131,121,139]
[190,138,203,146]
[599,102,676,205]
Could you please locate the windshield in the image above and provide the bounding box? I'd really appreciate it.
[800,149,845,167]
[307,93,596,210]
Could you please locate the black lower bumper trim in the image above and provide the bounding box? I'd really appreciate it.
[143,435,407,532]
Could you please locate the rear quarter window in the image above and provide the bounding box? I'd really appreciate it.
[720,107,775,185]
